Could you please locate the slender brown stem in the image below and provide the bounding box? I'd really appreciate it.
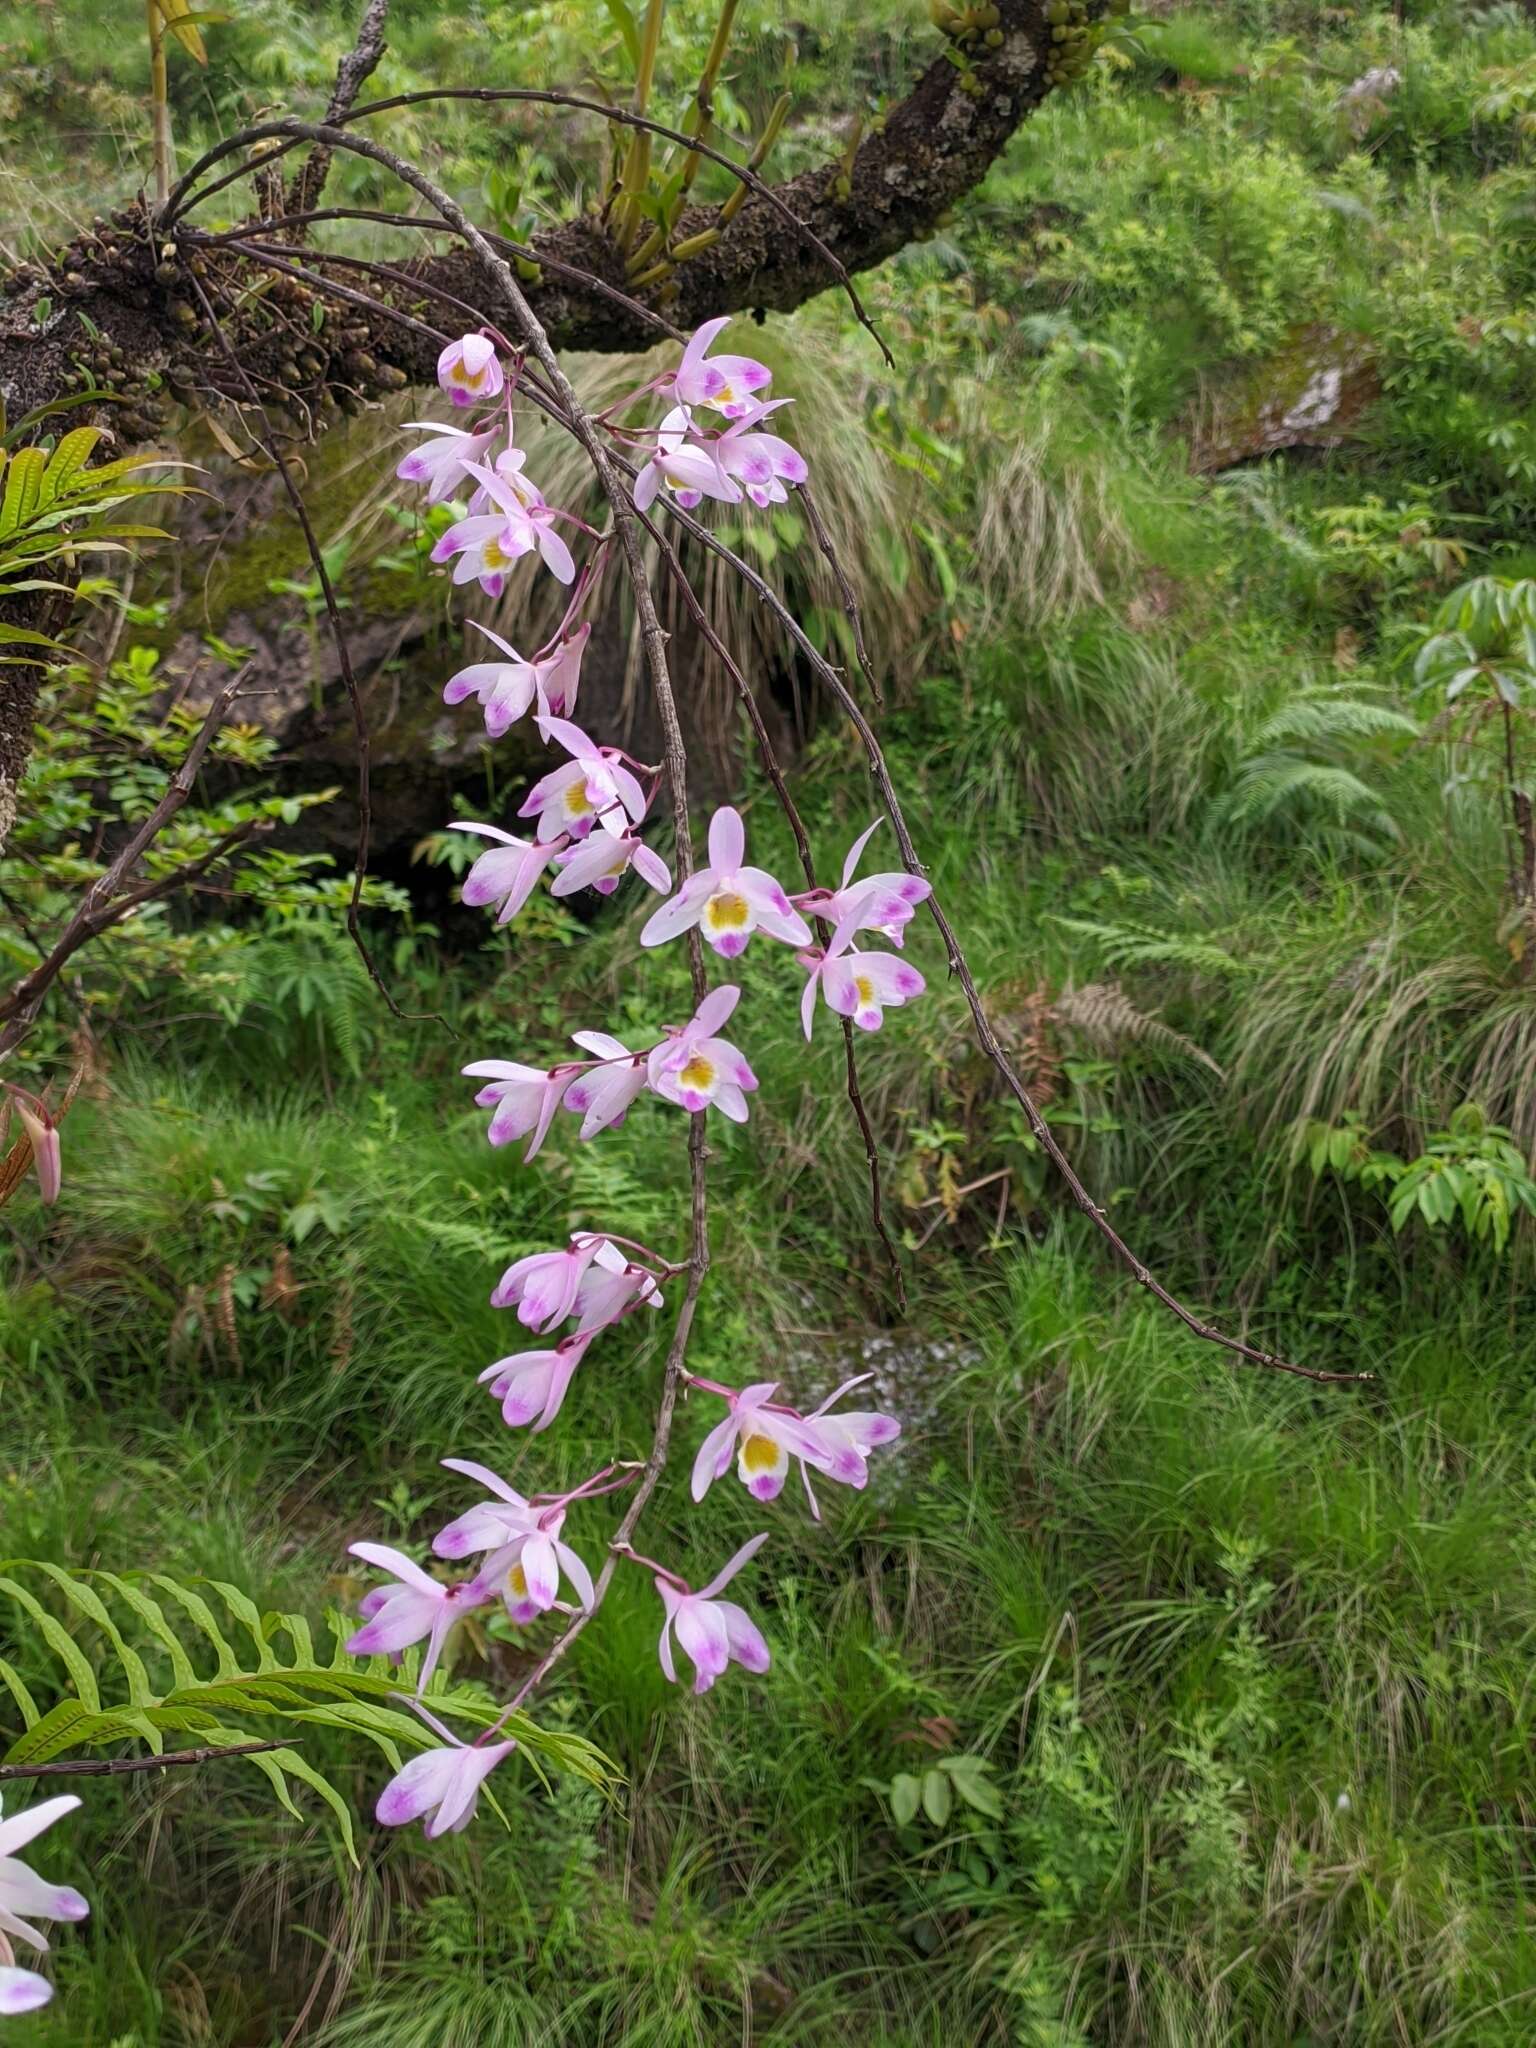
[635,494,1368,1386]
[0,673,267,1056]
[634,502,906,1307]
[801,482,882,712]
[0,1739,289,1782]
[185,269,446,1033]
[283,0,392,232]
[161,98,890,364]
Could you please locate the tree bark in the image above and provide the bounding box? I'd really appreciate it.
[0,1,1084,849]
[0,4,1068,425]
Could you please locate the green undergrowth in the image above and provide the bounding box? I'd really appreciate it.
[8,1067,1536,2040]
[9,0,1536,2041]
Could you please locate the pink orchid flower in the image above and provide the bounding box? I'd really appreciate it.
[798,913,926,1039]
[640,807,810,958]
[796,819,932,947]
[435,1462,599,1622]
[437,332,505,408]
[562,1031,649,1138]
[665,316,773,418]
[345,1543,487,1693]
[688,1372,899,1516]
[4,1089,60,1205]
[395,420,501,503]
[479,1330,593,1431]
[655,1533,772,1694]
[647,984,758,1121]
[431,459,575,594]
[0,1795,88,2018]
[490,1234,605,1330]
[551,830,670,899]
[434,1459,540,1560]
[443,622,591,738]
[690,1380,839,1505]
[520,717,649,844]
[376,1729,516,1838]
[633,406,742,514]
[714,399,809,507]
[477,1511,595,1624]
[798,1373,903,1514]
[449,823,556,925]
[463,1059,579,1160]
[574,1238,664,1334]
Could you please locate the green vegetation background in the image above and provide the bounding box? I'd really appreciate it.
[8,0,1536,2040]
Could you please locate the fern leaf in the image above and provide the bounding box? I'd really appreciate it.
[0,1658,39,1725]
[1055,981,1225,1078]
[26,1561,154,1705]
[39,428,105,505]
[146,1572,243,1677]
[247,1747,357,1862]
[0,1563,622,1857]
[0,1575,101,1709]
[1048,916,1250,978]
[93,1574,199,1692]
[0,449,47,539]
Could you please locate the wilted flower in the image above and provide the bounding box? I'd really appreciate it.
[654,1534,771,1694]
[0,1795,88,2018]
[376,1729,516,1837]
[640,807,809,958]
[3,1088,60,1206]
[436,333,505,408]
[647,983,758,1121]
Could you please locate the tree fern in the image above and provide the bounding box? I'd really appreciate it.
[0,1564,620,1860]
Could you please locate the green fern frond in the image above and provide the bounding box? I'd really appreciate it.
[1047,916,1252,978]
[1251,696,1418,749]
[0,1563,621,1860]
[1209,757,1401,845]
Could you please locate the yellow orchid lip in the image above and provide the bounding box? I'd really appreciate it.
[704,890,751,931]
[740,1432,783,1475]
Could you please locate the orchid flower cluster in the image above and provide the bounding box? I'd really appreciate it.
[343,320,932,1840]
